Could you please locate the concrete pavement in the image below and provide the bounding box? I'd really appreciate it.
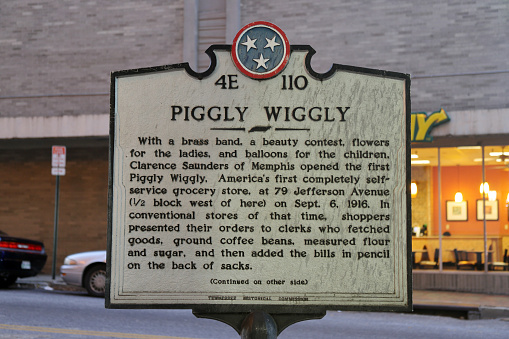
[413,289,509,320]
[14,274,509,320]
[16,274,86,293]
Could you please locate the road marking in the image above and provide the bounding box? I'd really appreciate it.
[0,324,197,339]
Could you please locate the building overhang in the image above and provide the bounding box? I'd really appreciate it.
[1,108,507,148]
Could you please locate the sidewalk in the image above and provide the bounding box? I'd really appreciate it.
[15,275,509,319]
[16,274,86,293]
[413,289,509,319]
[413,289,509,308]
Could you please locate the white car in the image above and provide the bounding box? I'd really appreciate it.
[60,250,106,297]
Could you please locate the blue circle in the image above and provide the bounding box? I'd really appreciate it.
[236,26,285,74]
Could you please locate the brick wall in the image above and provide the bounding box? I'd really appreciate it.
[2,1,507,119]
[0,147,109,274]
[241,0,509,112]
[0,0,185,118]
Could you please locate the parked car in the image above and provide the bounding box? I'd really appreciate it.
[0,230,47,288]
[60,250,106,297]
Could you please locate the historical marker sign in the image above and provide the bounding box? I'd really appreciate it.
[107,22,411,313]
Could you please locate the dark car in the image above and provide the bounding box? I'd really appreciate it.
[0,230,47,288]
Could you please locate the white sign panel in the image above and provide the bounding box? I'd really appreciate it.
[52,145,66,176]
[108,22,411,312]
[51,167,66,176]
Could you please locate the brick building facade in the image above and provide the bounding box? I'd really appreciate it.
[1,0,508,276]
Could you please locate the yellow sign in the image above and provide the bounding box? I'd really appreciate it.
[411,108,450,142]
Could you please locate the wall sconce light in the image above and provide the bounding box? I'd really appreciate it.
[480,182,496,201]
[411,182,417,198]
[488,190,497,202]
[480,182,490,195]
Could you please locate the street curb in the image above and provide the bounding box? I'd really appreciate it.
[13,280,509,320]
[413,303,480,320]
[407,304,509,320]
[479,306,509,320]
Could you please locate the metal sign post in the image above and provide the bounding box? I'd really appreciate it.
[108,21,411,338]
[51,146,66,280]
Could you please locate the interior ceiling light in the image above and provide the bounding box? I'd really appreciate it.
[411,154,419,159]
[457,146,481,150]
[473,158,495,162]
[489,152,509,157]
[490,148,509,163]
[411,160,430,165]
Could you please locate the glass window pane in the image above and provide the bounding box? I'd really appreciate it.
[484,145,509,269]
[439,146,483,270]
[412,145,508,272]
[411,147,437,269]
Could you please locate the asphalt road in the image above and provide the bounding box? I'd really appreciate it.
[1,287,508,339]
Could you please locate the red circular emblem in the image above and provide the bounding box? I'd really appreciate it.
[232,21,290,79]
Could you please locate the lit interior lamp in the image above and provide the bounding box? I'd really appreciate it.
[411,182,417,198]
[506,193,509,205]
[454,165,462,202]
[480,182,490,196]
[488,190,497,202]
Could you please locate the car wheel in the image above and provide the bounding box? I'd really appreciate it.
[0,275,17,288]
[84,264,106,297]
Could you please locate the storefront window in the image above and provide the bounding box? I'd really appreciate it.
[411,145,509,272]
[484,145,509,269]
[411,147,438,269]
[439,146,483,270]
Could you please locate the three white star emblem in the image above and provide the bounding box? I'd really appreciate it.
[232,21,290,79]
[241,35,281,70]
